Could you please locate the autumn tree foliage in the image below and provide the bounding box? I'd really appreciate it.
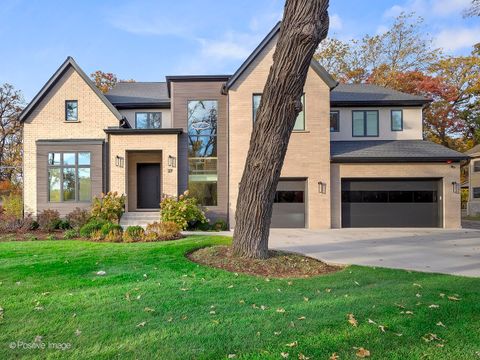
[316,12,480,150]
[0,83,24,186]
[90,71,118,94]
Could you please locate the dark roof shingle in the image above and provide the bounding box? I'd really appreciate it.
[105,82,170,107]
[331,140,468,162]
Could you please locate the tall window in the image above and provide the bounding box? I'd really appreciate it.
[474,188,480,199]
[253,94,305,131]
[352,110,379,137]
[48,152,91,202]
[391,110,403,131]
[330,111,340,132]
[135,112,162,129]
[187,100,218,206]
[474,161,480,172]
[65,100,78,121]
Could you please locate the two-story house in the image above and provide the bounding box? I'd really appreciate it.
[466,145,480,216]
[20,23,467,229]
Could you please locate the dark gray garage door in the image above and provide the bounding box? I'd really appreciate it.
[271,180,306,228]
[342,179,442,228]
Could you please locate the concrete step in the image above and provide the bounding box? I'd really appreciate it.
[120,212,160,228]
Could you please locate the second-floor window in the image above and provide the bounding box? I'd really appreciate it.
[330,111,340,132]
[253,94,305,131]
[65,100,78,121]
[474,161,480,172]
[474,187,480,199]
[352,110,379,137]
[391,110,403,131]
[135,112,162,129]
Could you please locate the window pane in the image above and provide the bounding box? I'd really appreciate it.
[366,111,378,136]
[188,100,218,136]
[362,191,388,203]
[136,113,148,128]
[188,158,217,177]
[78,168,91,202]
[48,168,61,202]
[188,180,217,206]
[188,136,217,158]
[389,191,413,203]
[474,188,480,199]
[414,191,437,203]
[63,153,76,166]
[148,113,162,128]
[392,110,403,131]
[474,161,480,172]
[66,101,78,121]
[253,95,262,121]
[274,191,304,203]
[48,153,61,166]
[63,168,76,201]
[330,111,339,132]
[293,95,305,131]
[78,152,91,166]
[352,112,365,136]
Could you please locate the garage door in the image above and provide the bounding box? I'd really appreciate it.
[342,179,441,228]
[271,180,306,228]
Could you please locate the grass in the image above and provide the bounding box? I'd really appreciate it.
[0,236,479,359]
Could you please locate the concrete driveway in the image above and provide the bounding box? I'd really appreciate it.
[268,228,480,277]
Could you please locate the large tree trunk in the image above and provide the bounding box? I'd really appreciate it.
[232,0,330,259]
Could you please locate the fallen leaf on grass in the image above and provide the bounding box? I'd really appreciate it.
[436,321,446,328]
[400,311,414,315]
[228,285,234,289]
[286,341,298,348]
[429,304,440,309]
[329,353,339,360]
[422,333,443,343]
[281,353,289,358]
[354,281,360,286]
[75,329,81,336]
[378,325,387,333]
[41,292,50,296]
[180,288,189,291]
[303,297,309,302]
[136,321,147,328]
[274,331,282,336]
[227,354,237,359]
[210,311,216,315]
[277,308,286,313]
[355,347,371,358]
[298,353,310,360]
[367,319,376,324]
[347,313,358,327]
[325,288,332,293]
[298,316,306,320]
[144,307,155,313]
[448,296,461,301]
[0,307,3,319]
[167,317,173,322]
[96,271,106,276]
[239,299,245,304]
[413,283,422,288]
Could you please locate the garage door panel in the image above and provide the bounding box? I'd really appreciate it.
[342,179,441,228]
[271,180,306,228]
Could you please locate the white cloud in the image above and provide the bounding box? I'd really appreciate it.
[330,14,343,31]
[431,0,472,16]
[434,26,480,52]
[199,37,253,61]
[383,0,471,18]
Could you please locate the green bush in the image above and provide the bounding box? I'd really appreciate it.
[1,194,23,220]
[57,220,71,230]
[91,192,126,223]
[101,222,123,236]
[213,219,228,231]
[66,208,90,230]
[90,229,104,241]
[144,221,182,242]
[79,219,107,238]
[105,229,123,243]
[37,209,61,232]
[63,229,78,240]
[123,226,145,243]
[160,191,207,230]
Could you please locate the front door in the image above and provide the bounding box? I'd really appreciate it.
[137,163,161,209]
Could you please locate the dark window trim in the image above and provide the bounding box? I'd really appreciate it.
[391,109,403,131]
[135,111,162,129]
[252,93,306,131]
[65,100,78,122]
[47,151,91,203]
[352,110,379,137]
[330,110,340,132]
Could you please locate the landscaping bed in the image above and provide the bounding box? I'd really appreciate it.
[188,245,342,278]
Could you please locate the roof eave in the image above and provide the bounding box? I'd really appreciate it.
[104,128,183,135]
[331,156,469,163]
[166,75,231,97]
[331,100,431,107]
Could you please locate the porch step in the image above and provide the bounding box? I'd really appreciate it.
[120,212,160,228]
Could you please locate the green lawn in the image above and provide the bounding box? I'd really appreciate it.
[0,236,479,359]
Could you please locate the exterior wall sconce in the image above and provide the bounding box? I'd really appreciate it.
[168,155,177,168]
[452,181,460,194]
[115,155,124,168]
[318,181,327,194]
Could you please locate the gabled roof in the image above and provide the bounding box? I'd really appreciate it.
[20,57,123,122]
[331,84,431,107]
[106,82,171,109]
[224,22,338,91]
[166,75,231,97]
[331,140,469,163]
[465,144,480,156]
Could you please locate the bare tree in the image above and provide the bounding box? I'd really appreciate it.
[464,0,480,17]
[232,0,330,259]
[0,84,24,185]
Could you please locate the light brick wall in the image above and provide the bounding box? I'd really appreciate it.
[23,66,119,215]
[108,134,178,211]
[228,35,332,229]
[331,162,462,229]
[467,153,480,215]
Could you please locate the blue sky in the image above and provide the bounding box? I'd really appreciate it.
[1,0,478,101]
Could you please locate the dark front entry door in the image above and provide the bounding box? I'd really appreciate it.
[137,163,161,209]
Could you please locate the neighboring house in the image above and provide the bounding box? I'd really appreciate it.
[465,145,480,216]
[20,23,468,229]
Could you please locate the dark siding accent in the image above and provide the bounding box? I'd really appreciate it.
[36,142,104,217]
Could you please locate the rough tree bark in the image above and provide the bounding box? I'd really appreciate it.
[232,0,330,259]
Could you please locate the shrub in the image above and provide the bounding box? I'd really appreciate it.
[145,221,182,242]
[46,234,56,241]
[160,191,207,230]
[123,226,145,243]
[91,192,125,223]
[57,220,71,230]
[0,213,38,233]
[37,209,61,232]
[101,222,123,236]
[213,219,228,231]
[79,219,107,238]
[90,229,104,241]
[66,208,90,230]
[105,229,123,243]
[63,229,78,240]
[1,194,23,220]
